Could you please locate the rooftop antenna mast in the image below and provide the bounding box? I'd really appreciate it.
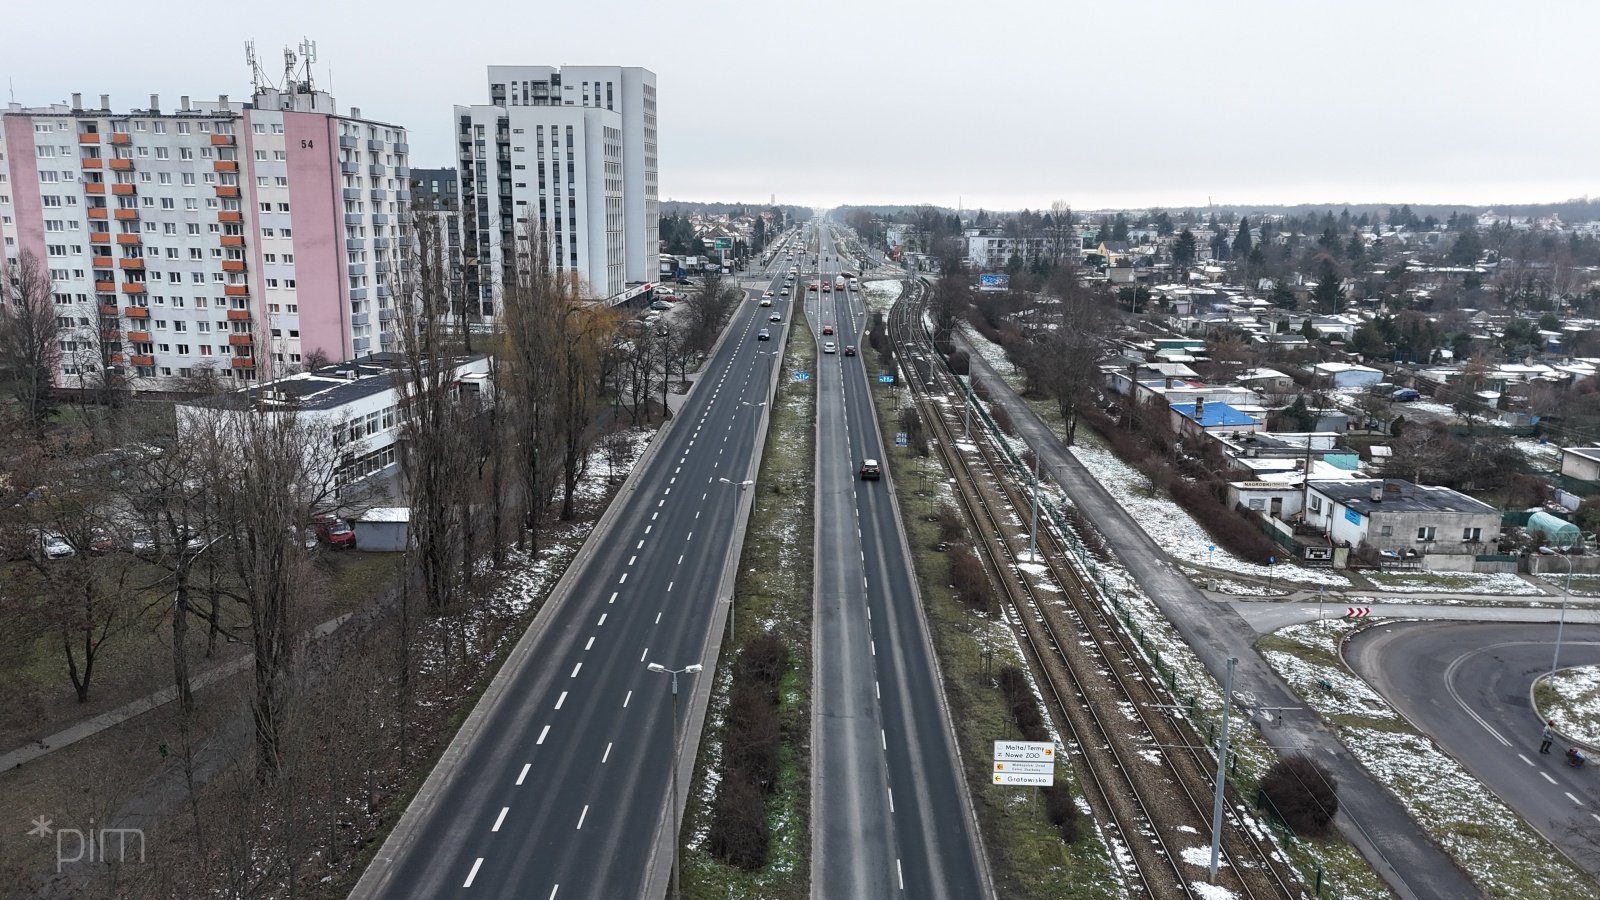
[245,41,276,93]
[298,38,318,91]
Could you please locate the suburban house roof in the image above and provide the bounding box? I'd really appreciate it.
[1171,401,1258,429]
[1561,447,1600,464]
[1308,479,1498,515]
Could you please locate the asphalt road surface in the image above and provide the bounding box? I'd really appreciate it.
[352,263,791,899]
[808,224,988,899]
[1345,620,1600,879]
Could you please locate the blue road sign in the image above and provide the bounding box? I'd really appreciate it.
[895,432,908,446]
[792,372,811,382]
[879,374,896,384]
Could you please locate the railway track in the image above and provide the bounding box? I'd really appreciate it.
[885,281,1303,900]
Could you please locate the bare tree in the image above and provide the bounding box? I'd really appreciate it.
[501,226,573,551]
[0,250,61,430]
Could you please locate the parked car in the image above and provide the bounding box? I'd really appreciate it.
[651,299,672,311]
[675,277,693,285]
[859,459,881,480]
[843,345,857,356]
[1392,388,1421,402]
[35,531,74,560]
[312,515,357,550]
[757,328,771,341]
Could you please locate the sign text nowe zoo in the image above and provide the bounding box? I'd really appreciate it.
[992,740,1056,786]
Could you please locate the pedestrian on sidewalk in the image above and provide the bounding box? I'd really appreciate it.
[1540,721,1555,754]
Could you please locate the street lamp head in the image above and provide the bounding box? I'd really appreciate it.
[647,662,666,673]
[685,664,703,674]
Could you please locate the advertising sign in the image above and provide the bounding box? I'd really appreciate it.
[978,274,1011,292]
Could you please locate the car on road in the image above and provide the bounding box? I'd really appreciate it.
[843,345,856,356]
[769,313,782,322]
[675,277,693,285]
[823,342,836,354]
[764,290,774,298]
[859,459,881,480]
[312,515,357,550]
[757,328,771,341]
[760,298,772,307]
[822,325,834,335]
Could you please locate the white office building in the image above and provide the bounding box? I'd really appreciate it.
[453,65,657,313]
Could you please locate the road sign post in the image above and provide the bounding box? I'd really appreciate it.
[992,740,1054,787]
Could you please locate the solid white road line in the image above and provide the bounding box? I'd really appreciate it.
[537,725,551,744]
[603,742,613,763]
[492,807,509,832]
[463,857,484,888]
[576,805,589,830]
[555,691,567,710]
[517,763,531,786]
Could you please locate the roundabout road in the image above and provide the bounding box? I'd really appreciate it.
[1345,621,1600,880]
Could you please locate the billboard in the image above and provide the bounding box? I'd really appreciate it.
[978,274,1011,292]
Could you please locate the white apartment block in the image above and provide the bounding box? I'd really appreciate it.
[454,65,657,313]
[0,83,409,390]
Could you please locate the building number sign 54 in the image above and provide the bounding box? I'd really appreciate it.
[300,139,315,149]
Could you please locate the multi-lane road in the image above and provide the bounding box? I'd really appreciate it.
[807,225,989,899]
[353,245,795,899]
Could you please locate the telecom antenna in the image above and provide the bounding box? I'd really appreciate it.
[245,41,274,93]
[298,38,318,90]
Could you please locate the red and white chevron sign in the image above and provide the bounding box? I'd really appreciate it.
[1345,607,1371,618]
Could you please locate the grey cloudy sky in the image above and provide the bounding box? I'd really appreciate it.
[8,0,1596,211]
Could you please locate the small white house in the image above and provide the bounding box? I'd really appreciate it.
[1312,362,1384,389]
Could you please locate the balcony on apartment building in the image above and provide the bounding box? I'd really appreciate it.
[224,284,249,296]
[210,134,234,146]
[221,260,246,272]
[108,159,133,170]
[213,160,238,173]
[127,330,151,343]
[226,309,252,321]
[116,233,141,245]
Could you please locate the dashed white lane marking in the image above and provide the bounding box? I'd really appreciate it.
[463,858,484,888]
[658,499,666,507]
[702,492,708,500]
[623,690,632,708]
[670,477,676,485]
[1592,813,1600,824]
[875,681,880,699]
[1566,791,1582,805]
[888,788,895,813]
[570,662,583,677]
[667,581,674,592]
[675,467,681,474]
[636,540,644,550]
[517,763,531,785]
[603,742,613,764]
[686,531,693,541]
[597,613,607,627]
[537,724,551,744]
[881,730,887,750]
[645,525,652,534]
[641,647,650,661]
[871,641,876,656]
[665,488,671,495]
[492,807,509,832]
[897,860,904,891]
[548,886,559,900]
[555,691,568,710]
[608,592,618,605]
[1541,771,1558,784]
[695,511,700,519]
[1518,753,1534,765]
[652,512,658,521]
[584,637,595,651]
[576,805,589,830]
[655,611,663,624]
[618,573,628,584]
[678,555,685,565]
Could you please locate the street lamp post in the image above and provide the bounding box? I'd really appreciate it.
[718,477,754,638]
[646,661,703,900]
[1550,553,1575,681]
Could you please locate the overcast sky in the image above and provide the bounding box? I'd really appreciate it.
[8,0,1596,212]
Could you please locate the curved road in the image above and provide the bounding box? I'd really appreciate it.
[1345,621,1600,879]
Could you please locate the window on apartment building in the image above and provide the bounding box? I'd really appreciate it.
[180,148,194,160]
[181,173,196,186]
[274,150,286,161]
[1462,527,1482,542]
[177,123,190,134]
[137,147,149,157]
[281,228,291,238]
[176,344,190,355]
[253,124,266,134]
[1416,526,1436,542]
[275,176,287,187]
[277,203,289,212]
[39,171,58,183]
[273,124,284,135]
[153,122,165,134]
[257,176,269,188]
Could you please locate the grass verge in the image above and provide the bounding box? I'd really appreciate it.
[680,303,815,900]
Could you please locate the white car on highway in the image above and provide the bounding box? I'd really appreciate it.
[823,342,836,354]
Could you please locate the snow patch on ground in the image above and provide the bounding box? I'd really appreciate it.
[860,278,903,313]
[1544,665,1600,746]
[1068,435,1348,588]
[1363,571,1543,596]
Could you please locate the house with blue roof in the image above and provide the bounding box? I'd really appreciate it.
[1169,397,1260,442]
